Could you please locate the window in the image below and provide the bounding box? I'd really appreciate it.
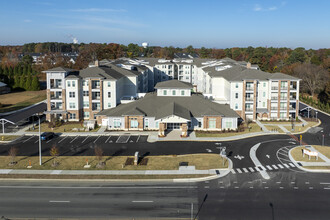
[226,121,232,128]
[198,121,202,128]
[181,90,185,96]
[67,81,71,87]
[235,103,238,110]
[83,112,89,118]
[163,90,167,95]
[263,92,266,97]
[69,113,76,119]
[280,112,286,118]
[83,101,89,108]
[130,118,138,128]
[114,119,121,128]
[208,118,216,129]
[69,92,75,98]
[72,81,75,87]
[108,92,111,98]
[155,121,159,128]
[168,70,172,75]
[145,118,149,128]
[172,90,176,96]
[108,102,111,108]
[235,93,238,99]
[185,76,189,80]
[107,82,111,87]
[179,65,183,69]
[83,91,89,96]
[263,102,266,108]
[168,65,172,69]
[235,83,238,88]
[263,82,266,87]
[69,103,75,109]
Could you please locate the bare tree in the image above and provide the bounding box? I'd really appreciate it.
[293,63,329,97]
[8,147,18,165]
[50,145,60,167]
[94,146,104,166]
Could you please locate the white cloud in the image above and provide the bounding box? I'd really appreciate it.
[268,6,278,11]
[23,19,32,23]
[70,8,127,13]
[253,2,285,12]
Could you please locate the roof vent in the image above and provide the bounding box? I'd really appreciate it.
[247,62,251,69]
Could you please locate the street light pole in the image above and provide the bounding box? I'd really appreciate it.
[38,116,42,165]
[316,112,318,121]
[322,134,325,146]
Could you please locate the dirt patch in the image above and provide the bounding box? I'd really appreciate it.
[0,90,46,105]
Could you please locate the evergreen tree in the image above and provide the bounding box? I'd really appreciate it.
[23,65,27,75]
[13,75,20,89]
[0,66,2,74]
[31,76,40,91]
[4,66,9,75]
[25,74,32,90]
[14,65,18,75]
[19,65,23,75]
[8,66,13,75]
[27,65,32,75]
[19,75,26,90]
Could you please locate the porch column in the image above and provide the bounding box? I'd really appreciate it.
[159,122,165,137]
[181,123,188,137]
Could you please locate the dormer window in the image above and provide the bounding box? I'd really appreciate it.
[163,90,167,95]
[172,90,176,96]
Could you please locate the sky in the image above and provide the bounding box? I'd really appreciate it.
[0,0,329,49]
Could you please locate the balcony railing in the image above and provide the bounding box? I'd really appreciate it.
[50,96,62,100]
[246,87,254,91]
[271,87,278,90]
[271,107,278,110]
[280,87,288,90]
[92,107,101,111]
[245,108,253,111]
[280,107,287,110]
[290,96,296,100]
[51,107,63,110]
[290,86,297,90]
[271,97,278,100]
[245,97,254,101]
[289,107,296,110]
[50,85,62,89]
[92,96,100,100]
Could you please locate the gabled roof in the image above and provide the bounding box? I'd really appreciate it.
[154,80,193,89]
[0,82,7,87]
[156,102,191,120]
[43,67,75,72]
[123,107,146,116]
[268,72,300,80]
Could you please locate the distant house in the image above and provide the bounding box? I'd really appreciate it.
[0,82,11,94]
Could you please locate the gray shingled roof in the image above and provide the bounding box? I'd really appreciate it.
[154,80,193,89]
[44,67,75,72]
[79,64,140,80]
[205,66,245,80]
[97,92,239,119]
[268,72,300,80]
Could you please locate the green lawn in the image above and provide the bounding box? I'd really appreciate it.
[28,122,100,133]
[195,123,261,137]
[0,135,21,141]
[0,154,228,170]
[290,146,326,162]
[264,125,284,133]
[284,121,319,133]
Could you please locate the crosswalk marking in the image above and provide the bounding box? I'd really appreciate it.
[272,165,279,169]
[266,165,273,170]
[289,163,295,167]
[242,168,249,173]
[283,164,290,168]
[254,167,260,172]
[278,164,284,169]
[236,168,243,173]
[230,169,236,174]
[248,167,255,172]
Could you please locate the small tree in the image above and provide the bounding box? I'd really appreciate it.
[94,146,104,167]
[50,145,60,167]
[8,147,18,165]
[31,76,40,91]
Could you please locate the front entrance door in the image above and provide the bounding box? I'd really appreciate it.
[167,123,181,130]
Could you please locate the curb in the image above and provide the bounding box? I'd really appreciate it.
[300,101,330,117]
[250,143,270,179]
[0,100,46,116]
[288,147,330,173]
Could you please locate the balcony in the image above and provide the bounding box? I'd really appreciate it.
[245,107,253,112]
[289,107,296,110]
[271,87,278,90]
[290,96,296,101]
[271,97,278,100]
[290,86,297,90]
[50,96,62,100]
[51,106,63,110]
[92,96,100,100]
[280,97,287,100]
[280,107,288,110]
[245,97,254,101]
[280,87,288,90]
[50,85,62,89]
[245,87,254,91]
[271,107,278,110]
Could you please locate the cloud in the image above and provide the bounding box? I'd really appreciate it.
[23,19,32,23]
[253,2,285,12]
[253,4,262,11]
[70,8,127,13]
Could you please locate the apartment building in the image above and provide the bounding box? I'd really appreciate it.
[44,62,150,122]
[97,80,239,137]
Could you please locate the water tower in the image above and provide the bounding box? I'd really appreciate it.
[142,42,149,48]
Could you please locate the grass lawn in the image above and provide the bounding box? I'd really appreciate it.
[303,166,330,170]
[313,145,330,159]
[195,123,261,137]
[0,135,21,141]
[284,121,319,133]
[28,122,100,133]
[0,90,46,113]
[0,154,227,170]
[261,120,302,124]
[264,125,284,133]
[290,146,325,162]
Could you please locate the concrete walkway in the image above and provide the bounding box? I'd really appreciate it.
[256,120,269,132]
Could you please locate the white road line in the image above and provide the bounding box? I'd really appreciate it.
[220,186,224,189]
[264,187,269,189]
[309,187,313,189]
[277,164,284,169]
[70,136,78,143]
[0,186,198,189]
[305,182,310,184]
[242,168,249,173]
[34,139,39,143]
[230,169,236,174]
[136,135,140,142]
[324,188,330,190]
[262,182,267,184]
[291,182,295,184]
[46,139,53,143]
[233,181,238,184]
[234,186,239,189]
[250,143,270,180]
[277,152,289,157]
[58,136,68,143]
[279,158,292,163]
[289,163,295,167]
[276,182,281,184]
[49,201,70,203]
[248,181,253,184]
[23,136,35,143]
[93,135,101,143]
[132,201,154,203]
[248,167,255,172]
[283,164,290,168]
[236,168,242,173]
[279,187,284,189]
[294,187,299,189]
[82,136,90,143]
[204,186,209,188]
[272,165,279,169]
[249,187,254,189]
[105,136,111,143]
[254,167,260,172]
[320,183,330,185]
[266,165,273,170]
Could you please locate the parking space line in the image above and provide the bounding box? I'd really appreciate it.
[58,136,68,143]
[23,136,35,143]
[82,136,90,143]
[46,138,53,143]
[34,139,40,143]
[105,136,111,143]
[70,136,78,143]
[136,135,140,142]
[94,135,101,143]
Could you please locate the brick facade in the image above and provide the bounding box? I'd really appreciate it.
[203,116,222,129]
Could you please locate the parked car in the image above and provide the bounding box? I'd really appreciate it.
[40,132,55,141]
